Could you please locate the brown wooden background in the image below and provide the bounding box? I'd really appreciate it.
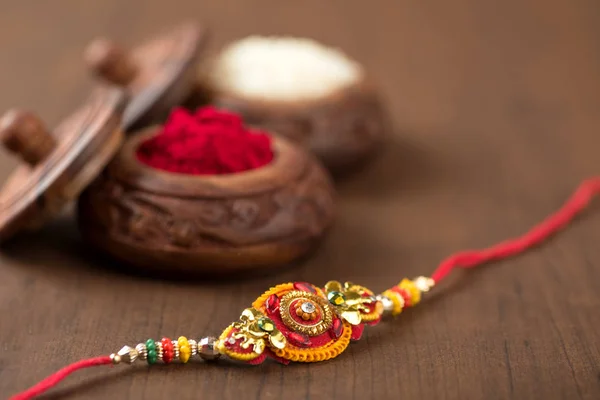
[1,1,600,399]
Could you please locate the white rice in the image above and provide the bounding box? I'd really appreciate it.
[210,36,363,101]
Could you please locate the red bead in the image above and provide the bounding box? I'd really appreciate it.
[266,294,280,314]
[288,332,311,347]
[161,338,174,363]
[398,289,412,307]
[294,282,316,294]
[330,317,343,339]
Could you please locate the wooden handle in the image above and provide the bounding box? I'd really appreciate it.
[0,109,56,166]
[84,38,138,86]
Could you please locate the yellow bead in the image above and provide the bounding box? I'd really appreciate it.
[177,336,188,346]
[399,279,421,305]
[383,290,404,316]
[180,345,191,363]
[178,336,191,363]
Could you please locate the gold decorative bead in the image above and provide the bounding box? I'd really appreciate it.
[110,353,121,365]
[135,343,147,360]
[117,345,138,364]
[188,339,198,356]
[171,340,180,359]
[155,341,163,360]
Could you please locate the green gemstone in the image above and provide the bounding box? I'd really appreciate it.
[145,339,156,352]
[257,318,275,332]
[147,349,158,365]
[328,291,346,306]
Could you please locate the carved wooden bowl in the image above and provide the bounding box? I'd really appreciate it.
[77,128,336,275]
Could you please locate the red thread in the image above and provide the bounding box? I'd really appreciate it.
[137,106,273,175]
[9,356,112,400]
[10,178,600,398]
[431,177,600,283]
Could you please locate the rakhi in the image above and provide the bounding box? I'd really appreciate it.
[10,177,600,400]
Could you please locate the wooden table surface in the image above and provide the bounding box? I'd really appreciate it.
[1,1,600,399]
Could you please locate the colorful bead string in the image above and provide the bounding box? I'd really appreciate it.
[9,177,600,400]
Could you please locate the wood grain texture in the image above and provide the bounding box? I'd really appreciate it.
[1,0,600,399]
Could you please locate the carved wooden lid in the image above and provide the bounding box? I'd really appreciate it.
[0,86,127,243]
[84,21,207,131]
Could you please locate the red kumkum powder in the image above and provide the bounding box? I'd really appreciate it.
[136,106,273,175]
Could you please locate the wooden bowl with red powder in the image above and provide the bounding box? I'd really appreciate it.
[200,36,391,174]
[77,107,336,275]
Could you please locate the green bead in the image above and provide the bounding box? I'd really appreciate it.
[257,317,275,332]
[328,291,346,306]
[145,339,156,352]
[147,349,158,365]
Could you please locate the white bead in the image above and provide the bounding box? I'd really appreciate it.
[376,295,394,313]
[414,276,435,292]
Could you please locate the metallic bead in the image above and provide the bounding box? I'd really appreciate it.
[188,339,198,356]
[110,353,121,365]
[171,340,180,359]
[198,336,221,360]
[376,295,394,313]
[136,343,147,360]
[155,341,163,360]
[413,276,435,293]
[117,345,138,364]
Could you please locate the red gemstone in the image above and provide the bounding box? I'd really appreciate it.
[288,332,311,347]
[330,317,343,339]
[266,294,280,314]
[161,337,174,363]
[294,282,316,294]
